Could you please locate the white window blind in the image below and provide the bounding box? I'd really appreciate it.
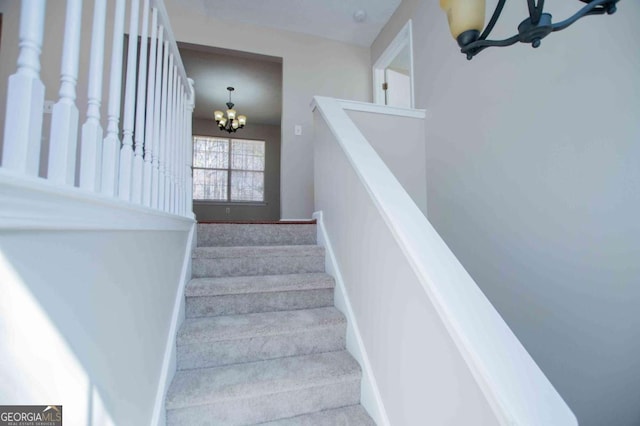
[193,136,265,202]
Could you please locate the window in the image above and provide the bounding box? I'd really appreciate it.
[192,136,265,202]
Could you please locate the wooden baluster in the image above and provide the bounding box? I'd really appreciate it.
[131,0,150,204]
[181,86,188,215]
[101,0,126,196]
[118,0,140,200]
[186,78,195,217]
[164,49,175,213]
[183,87,190,216]
[171,78,180,215]
[158,39,170,210]
[163,54,175,212]
[48,0,83,185]
[170,67,178,214]
[177,87,185,215]
[151,29,165,209]
[2,0,46,175]
[142,8,158,207]
[182,89,189,217]
[80,0,107,192]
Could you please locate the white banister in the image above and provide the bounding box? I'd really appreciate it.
[48,0,83,186]
[158,39,170,211]
[2,0,46,176]
[132,0,151,204]
[118,0,140,200]
[143,8,159,207]
[101,0,126,196]
[151,0,188,88]
[2,0,194,220]
[79,0,107,192]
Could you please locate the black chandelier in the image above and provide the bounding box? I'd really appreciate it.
[214,87,247,133]
[440,0,620,60]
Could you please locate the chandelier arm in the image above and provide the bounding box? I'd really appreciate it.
[479,0,506,41]
[461,34,521,57]
[551,0,614,32]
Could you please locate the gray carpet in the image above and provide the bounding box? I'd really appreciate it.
[166,223,376,425]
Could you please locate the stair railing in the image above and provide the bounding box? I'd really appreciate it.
[312,96,578,425]
[1,0,194,218]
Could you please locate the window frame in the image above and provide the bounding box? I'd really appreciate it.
[192,135,266,204]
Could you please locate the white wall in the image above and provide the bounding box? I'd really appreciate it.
[163,0,372,219]
[372,1,640,425]
[0,229,189,425]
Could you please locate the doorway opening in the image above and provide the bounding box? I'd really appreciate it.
[372,20,414,109]
[178,43,283,222]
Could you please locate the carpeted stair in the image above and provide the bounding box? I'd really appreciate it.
[165,222,375,425]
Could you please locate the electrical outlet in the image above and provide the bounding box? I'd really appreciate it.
[294,125,302,136]
[225,207,230,215]
[43,100,54,114]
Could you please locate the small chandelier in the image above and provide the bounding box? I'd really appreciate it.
[214,87,247,133]
[440,0,620,60]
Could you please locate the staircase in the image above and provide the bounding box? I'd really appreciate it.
[165,222,376,425]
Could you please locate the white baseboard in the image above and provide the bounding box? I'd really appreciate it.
[150,223,196,426]
[312,211,390,426]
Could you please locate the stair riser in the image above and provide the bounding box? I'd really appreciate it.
[192,255,325,278]
[256,406,376,426]
[177,325,347,370]
[186,289,334,318]
[166,379,361,426]
[198,224,317,247]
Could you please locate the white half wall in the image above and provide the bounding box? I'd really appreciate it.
[0,176,192,425]
[312,96,576,426]
[313,106,498,425]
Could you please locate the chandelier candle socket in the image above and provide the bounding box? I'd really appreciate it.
[214,87,247,133]
[440,0,620,60]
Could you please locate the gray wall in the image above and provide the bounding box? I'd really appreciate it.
[347,109,427,214]
[373,1,640,425]
[191,118,281,221]
[164,0,372,219]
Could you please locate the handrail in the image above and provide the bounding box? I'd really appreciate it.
[312,96,577,425]
[1,0,194,218]
[152,0,189,86]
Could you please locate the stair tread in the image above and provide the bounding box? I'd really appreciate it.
[254,405,375,426]
[178,307,346,346]
[197,223,316,247]
[193,245,324,259]
[186,273,334,297]
[166,351,361,410]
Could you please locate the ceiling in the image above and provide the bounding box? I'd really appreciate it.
[179,43,283,126]
[178,0,402,47]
